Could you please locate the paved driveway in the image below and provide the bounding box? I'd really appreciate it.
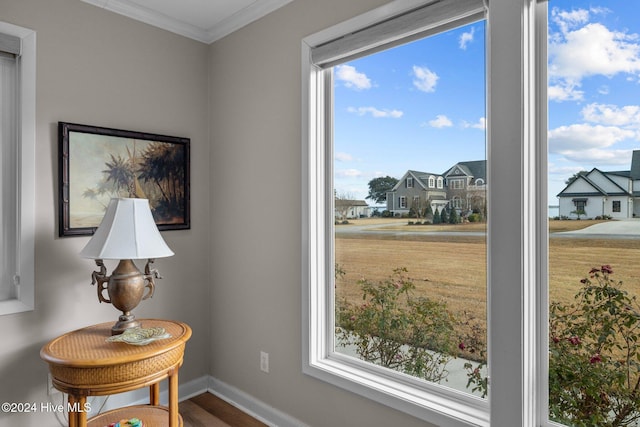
[556,219,640,237]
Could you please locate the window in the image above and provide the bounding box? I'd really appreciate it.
[450,179,464,190]
[399,196,407,209]
[612,200,621,213]
[0,22,35,316]
[437,176,443,189]
[573,199,586,214]
[428,176,435,188]
[547,2,640,425]
[451,196,463,209]
[302,0,546,425]
[406,177,414,188]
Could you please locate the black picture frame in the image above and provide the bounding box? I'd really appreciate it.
[58,122,190,237]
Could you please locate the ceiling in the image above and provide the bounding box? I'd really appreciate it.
[81,0,294,44]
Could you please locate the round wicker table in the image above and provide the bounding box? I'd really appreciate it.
[40,319,191,427]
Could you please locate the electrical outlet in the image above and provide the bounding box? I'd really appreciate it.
[260,351,269,373]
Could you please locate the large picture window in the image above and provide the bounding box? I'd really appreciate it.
[303,0,547,425]
[332,14,487,400]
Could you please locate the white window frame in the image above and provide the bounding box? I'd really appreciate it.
[301,0,548,425]
[0,21,36,316]
[399,196,407,209]
[437,176,444,189]
[407,177,414,188]
[428,176,435,188]
[451,179,464,190]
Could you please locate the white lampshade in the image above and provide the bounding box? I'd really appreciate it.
[79,198,174,260]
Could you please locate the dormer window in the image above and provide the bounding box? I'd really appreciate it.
[428,176,435,188]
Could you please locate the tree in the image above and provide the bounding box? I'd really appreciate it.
[409,197,425,219]
[424,201,434,222]
[565,171,588,186]
[449,207,460,224]
[335,191,356,220]
[440,208,449,224]
[433,207,441,224]
[366,176,398,204]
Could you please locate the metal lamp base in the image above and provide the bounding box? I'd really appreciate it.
[90,259,160,335]
[111,314,142,335]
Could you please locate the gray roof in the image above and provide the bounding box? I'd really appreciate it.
[443,160,487,181]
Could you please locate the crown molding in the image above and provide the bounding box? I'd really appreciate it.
[81,0,294,44]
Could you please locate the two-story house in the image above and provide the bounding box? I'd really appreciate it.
[443,160,487,214]
[386,161,487,217]
[385,170,448,217]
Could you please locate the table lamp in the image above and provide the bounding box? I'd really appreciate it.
[79,198,174,335]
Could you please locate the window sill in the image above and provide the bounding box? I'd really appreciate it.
[304,353,489,427]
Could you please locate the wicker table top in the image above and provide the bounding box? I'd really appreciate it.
[40,319,191,367]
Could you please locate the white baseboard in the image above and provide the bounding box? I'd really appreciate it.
[93,374,307,427]
[206,376,309,427]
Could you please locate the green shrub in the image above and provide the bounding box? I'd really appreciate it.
[336,268,458,383]
[468,213,481,223]
[549,266,640,426]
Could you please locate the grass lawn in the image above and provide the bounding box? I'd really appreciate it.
[335,219,640,337]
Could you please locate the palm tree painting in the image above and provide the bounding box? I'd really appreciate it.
[59,122,190,236]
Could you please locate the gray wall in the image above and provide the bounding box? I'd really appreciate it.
[0,0,441,425]
[0,1,210,426]
[208,0,435,426]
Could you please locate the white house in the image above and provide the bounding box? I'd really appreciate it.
[557,150,640,219]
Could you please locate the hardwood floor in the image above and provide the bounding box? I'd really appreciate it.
[180,393,268,427]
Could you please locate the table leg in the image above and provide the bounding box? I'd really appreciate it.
[68,394,87,427]
[149,382,160,406]
[168,369,179,427]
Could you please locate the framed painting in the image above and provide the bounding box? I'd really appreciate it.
[58,122,190,237]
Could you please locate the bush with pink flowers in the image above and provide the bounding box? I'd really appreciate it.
[549,266,640,426]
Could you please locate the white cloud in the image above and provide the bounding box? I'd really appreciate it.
[551,7,589,34]
[347,106,403,118]
[548,8,640,100]
[558,148,634,166]
[335,169,363,178]
[428,115,453,128]
[548,81,584,102]
[548,163,587,176]
[335,65,372,90]
[459,27,475,50]
[462,117,486,130]
[548,123,635,155]
[335,152,354,162]
[581,103,640,127]
[412,65,438,93]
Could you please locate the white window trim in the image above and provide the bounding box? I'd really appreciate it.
[302,0,548,425]
[0,21,36,316]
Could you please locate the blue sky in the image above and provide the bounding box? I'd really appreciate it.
[333,0,640,207]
